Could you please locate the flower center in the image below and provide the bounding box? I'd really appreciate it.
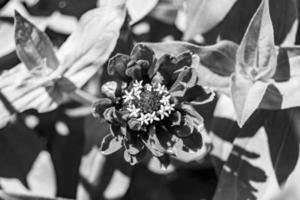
[122,80,175,126]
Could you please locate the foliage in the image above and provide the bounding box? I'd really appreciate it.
[0,0,300,199]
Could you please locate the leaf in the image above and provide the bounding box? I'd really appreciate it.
[100,135,122,155]
[14,11,59,73]
[231,74,269,126]
[182,0,238,41]
[236,0,276,80]
[231,0,278,126]
[141,40,237,76]
[57,5,126,89]
[0,4,127,128]
[220,0,298,46]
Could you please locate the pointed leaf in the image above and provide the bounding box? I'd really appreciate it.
[236,0,277,80]
[14,11,59,73]
[231,74,269,126]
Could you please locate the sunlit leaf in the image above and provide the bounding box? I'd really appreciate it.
[182,0,237,41]
[231,0,278,126]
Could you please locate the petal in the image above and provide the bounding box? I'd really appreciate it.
[123,134,145,155]
[168,114,195,138]
[107,53,130,81]
[92,98,113,118]
[103,107,125,125]
[156,154,171,169]
[127,118,143,131]
[155,52,193,86]
[110,124,123,136]
[176,51,193,69]
[130,44,155,66]
[155,125,178,151]
[125,64,143,80]
[142,125,165,157]
[169,67,198,98]
[175,85,215,105]
[100,134,123,155]
[101,81,118,98]
[124,148,147,165]
[181,130,203,152]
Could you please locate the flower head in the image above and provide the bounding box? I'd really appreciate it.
[93,45,214,167]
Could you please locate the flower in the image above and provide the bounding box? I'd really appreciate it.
[92,44,214,167]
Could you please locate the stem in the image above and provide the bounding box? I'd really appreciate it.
[69,89,99,106]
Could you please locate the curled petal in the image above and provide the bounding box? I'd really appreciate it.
[101,81,118,98]
[176,51,193,69]
[127,118,143,131]
[107,53,130,81]
[175,85,215,105]
[169,67,198,99]
[156,51,193,86]
[100,134,122,155]
[92,98,113,118]
[168,114,196,138]
[130,44,155,67]
[103,107,125,125]
[181,130,203,152]
[168,111,182,127]
[125,64,143,80]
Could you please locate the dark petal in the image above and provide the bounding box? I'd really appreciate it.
[168,114,195,138]
[130,44,155,66]
[124,148,147,165]
[155,125,177,150]
[107,54,130,80]
[175,85,215,105]
[155,52,193,86]
[181,130,203,152]
[156,154,171,169]
[143,125,165,157]
[100,134,123,155]
[92,98,113,118]
[125,64,143,80]
[127,118,143,131]
[123,136,145,155]
[110,124,122,136]
[155,54,176,85]
[169,67,198,99]
[176,51,193,69]
[168,111,182,127]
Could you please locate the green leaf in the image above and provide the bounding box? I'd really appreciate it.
[100,135,123,155]
[14,11,59,73]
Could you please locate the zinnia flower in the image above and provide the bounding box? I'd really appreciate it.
[93,44,214,167]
